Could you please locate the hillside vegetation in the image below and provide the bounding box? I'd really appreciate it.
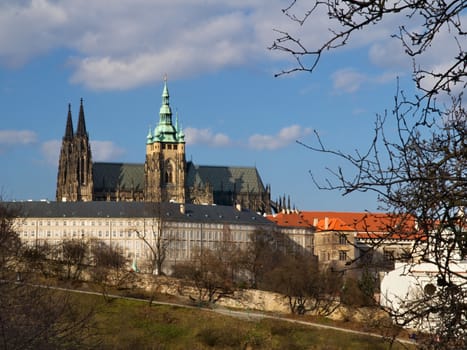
[72,291,412,350]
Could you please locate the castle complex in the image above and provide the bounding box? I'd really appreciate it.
[56,80,272,213]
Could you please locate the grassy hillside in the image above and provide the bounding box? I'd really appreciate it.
[72,292,412,350]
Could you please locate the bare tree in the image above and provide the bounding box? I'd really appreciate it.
[0,203,98,349]
[90,240,130,301]
[20,242,54,279]
[0,203,21,277]
[173,246,237,306]
[0,283,98,350]
[271,0,465,116]
[267,252,342,315]
[58,239,88,281]
[272,1,466,347]
[242,229,290,289]
[132,203,172,275]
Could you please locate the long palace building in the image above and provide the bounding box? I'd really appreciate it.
[56,80,272,214]
[11,201,314,274]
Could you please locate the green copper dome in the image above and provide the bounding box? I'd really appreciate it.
[147,79,185,144]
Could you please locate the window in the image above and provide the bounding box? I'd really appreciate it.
[320,251,326,261]
[339,234,347,245]
[165,161,173,184]
[424,283,436,296]
[339,251,347,261]
[384,250,394,262]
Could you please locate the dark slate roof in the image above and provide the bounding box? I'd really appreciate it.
[93,163,144,192]
[186,163,265,193]
[92,161,266,194]
[6,201,274,226]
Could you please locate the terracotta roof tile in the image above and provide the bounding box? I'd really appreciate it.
[265,212,313,228]
[300,211,416,233]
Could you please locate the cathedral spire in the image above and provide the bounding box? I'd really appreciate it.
[64,103,74,141]
[159,76,172,125]
[152,77,183,143]
[76,98,87,137]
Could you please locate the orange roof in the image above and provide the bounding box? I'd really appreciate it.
[267,211,420,240]
[356,232,426,240]
[300,211,416,233]
[265,212,313,228]
[313,217,354,231]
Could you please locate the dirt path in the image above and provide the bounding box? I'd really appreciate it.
[41,283,415,347]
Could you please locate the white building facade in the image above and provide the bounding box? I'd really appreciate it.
[11,201,281,273]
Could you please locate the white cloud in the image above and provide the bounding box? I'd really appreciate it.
[91,140,126,161]
[332,69,368,94]
[369,41,408,71]
[248,124,312,150]
[39,139,125,165]
[184,127,231,147]
[332,68,399,94]
[0,1,271,89]
[0,0,67,66]
[40,139,61,165]
[0,130,37,145]
[0,1,460,92]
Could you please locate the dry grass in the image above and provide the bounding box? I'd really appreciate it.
[70,291,414,350]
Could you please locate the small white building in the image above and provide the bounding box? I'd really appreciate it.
[380,225,467,333]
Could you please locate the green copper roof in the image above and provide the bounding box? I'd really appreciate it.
[147,79,185,144]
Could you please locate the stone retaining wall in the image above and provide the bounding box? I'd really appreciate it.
[125,273,384,323]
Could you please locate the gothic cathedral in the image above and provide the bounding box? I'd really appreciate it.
[56,80,272,214]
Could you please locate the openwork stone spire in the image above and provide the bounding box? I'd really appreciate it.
[64,103,74,141]
[76,98,87,137]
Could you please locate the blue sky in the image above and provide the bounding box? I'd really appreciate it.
[0,1,459,211]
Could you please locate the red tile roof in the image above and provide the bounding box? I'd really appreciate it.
[300,211,416,232]
[265,211,313,228]
[266,211,421,240]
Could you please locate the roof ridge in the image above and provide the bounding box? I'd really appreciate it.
[196,164,258,169]
[94,162,144,166]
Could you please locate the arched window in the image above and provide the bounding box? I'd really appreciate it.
[165,161,173,184]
